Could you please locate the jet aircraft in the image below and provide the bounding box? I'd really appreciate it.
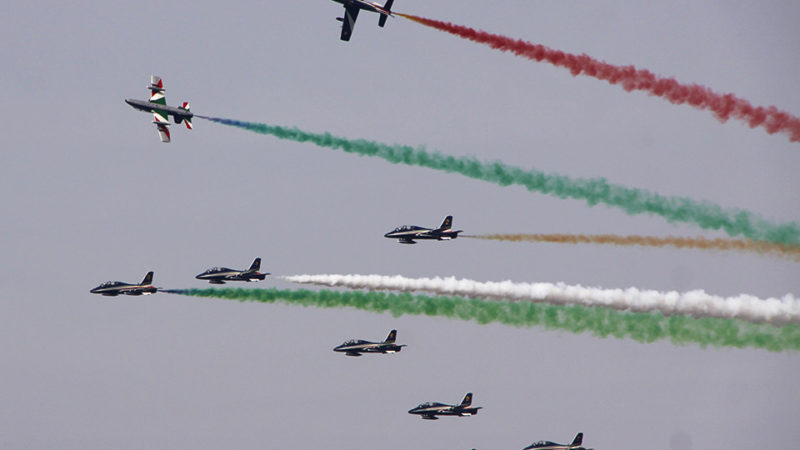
[332,0,394,41]
[333,330,406,356]
[408,393,482,420]
[90,272,158,296]
[125,75,193,142]
[195,258,269,284]
[523,433,591,450]
[384,215,463,244]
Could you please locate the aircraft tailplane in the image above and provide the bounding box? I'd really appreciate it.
[249,257,261,272]
[571,433,583,447]
[461,392,473,406]
[384,329,397,343]
[141,271,154,286]
[378,0,393,27]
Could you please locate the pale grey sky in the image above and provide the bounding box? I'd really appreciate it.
[1,1,799,448]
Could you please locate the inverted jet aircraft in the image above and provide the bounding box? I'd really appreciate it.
[523,433,591,450]
[408,393,482,420]
[90,272,158,296]
[384,215,463,244]
[333,330,406,356]
[195,258,269,284]
[125,75,193,142]
[332,0,394,41]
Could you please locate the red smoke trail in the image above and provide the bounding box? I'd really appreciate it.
[398,14,800,143]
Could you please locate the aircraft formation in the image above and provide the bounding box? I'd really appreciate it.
[114,0,605,442]
[99,0,800,443]
[89,253,590,447]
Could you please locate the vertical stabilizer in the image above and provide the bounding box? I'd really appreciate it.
[384,329,397,343]
[461,392,473,406]
[378,0,393,27]
[141,271,154,286]
[439,215,453,230]
[149,76,166,105]
[249,258,261,272]
[571,433,583,447]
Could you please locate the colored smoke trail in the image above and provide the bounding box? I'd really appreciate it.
[466,234,800,261]
[396,14,800,144]
[283,274,800,326]
[164,287,800,352]
[196,116,800,246]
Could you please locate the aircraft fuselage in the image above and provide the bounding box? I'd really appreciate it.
[90,282,157,296]
[125,98,193,122]
[407,404,481,419]
[333,341,404,356]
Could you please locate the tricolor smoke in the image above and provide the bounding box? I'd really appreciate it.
[397,14,800,143]
[283,274,800,326]
[467,233,800,261]
[196,116,800,246]
[164,287,800,352]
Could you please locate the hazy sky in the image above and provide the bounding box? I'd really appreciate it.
[2,1,799,448]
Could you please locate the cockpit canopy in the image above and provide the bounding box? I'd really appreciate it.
[530,441,557,447]
[342,339,357,346]
[416,402,438,408]
[393,225,420,232]
[98,281,124,287]
[203,267,229,273]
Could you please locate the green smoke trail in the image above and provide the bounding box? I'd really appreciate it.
[166,287,800,352]
[197,116,800,246]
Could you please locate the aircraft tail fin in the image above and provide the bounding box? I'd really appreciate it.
[378,0,393,27]
[249,257,261,272]
[438,215,453,230]
[384,329,397,343]
[141,271,154,286]
[461,392,473,406]
[179,102,193,129]
[571,433,583,447]
[149,75,166,104]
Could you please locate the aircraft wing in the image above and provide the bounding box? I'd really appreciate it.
[153,112,171,143]
[340,5,359,41]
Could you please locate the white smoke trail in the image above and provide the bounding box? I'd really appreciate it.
[282,274,800,326]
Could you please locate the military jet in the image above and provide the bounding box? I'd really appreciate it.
[195,258,269,284]
[333,329,406,356]
[523,433,591,450]
[125,75,193,142]
[408,393,482,420]
[332,0,394,41]
[90,271,158,296]
[384,215,463,244]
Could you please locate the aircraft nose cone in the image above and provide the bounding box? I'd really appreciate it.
[383,232,393,238]
[195,273,204,280]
